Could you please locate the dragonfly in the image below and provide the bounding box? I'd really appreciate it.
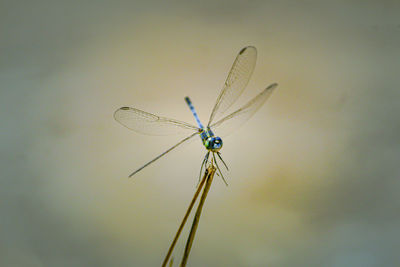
[114,46,278,184]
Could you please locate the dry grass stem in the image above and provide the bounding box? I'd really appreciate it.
[180,165,216,267]
[161,168,209,267]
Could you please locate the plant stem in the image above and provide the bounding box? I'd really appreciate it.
[161,168,209,267]
[180,166,216,267]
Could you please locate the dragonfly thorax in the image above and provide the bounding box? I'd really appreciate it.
[200,128,223,152]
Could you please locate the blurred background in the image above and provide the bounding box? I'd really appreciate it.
[1,0,400,266]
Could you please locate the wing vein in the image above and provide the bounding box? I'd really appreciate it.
[207,46,257,126]
[114,106,199,136]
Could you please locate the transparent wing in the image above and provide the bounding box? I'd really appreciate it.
[207,46,257,126]
[210,83,278,137]
[114,107,199,135]
[129,132,199,177]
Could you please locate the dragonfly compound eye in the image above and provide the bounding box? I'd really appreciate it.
[210,137,223,152]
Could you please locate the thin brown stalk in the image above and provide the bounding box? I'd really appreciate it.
[180,165,216,267]
[161,169,209,267]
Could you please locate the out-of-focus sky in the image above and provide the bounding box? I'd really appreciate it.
[1,0,400,266]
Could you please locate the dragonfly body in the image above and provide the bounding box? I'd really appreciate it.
[185,96,223,152]
[114,46,278,180]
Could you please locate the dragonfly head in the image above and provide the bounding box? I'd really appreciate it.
[205,136,223,152]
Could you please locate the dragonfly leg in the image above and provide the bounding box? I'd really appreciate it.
[197,152,210,187]
[212,153,228,186]
[216,152,229,171]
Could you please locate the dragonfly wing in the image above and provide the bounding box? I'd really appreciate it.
[210,83,277,137]
[129,131,199,177]
[114,107,199,135]
[207,46,257,126]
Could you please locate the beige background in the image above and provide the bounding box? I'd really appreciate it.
[1,0,400,266]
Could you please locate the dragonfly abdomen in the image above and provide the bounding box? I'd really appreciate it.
[184,97,204,129]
